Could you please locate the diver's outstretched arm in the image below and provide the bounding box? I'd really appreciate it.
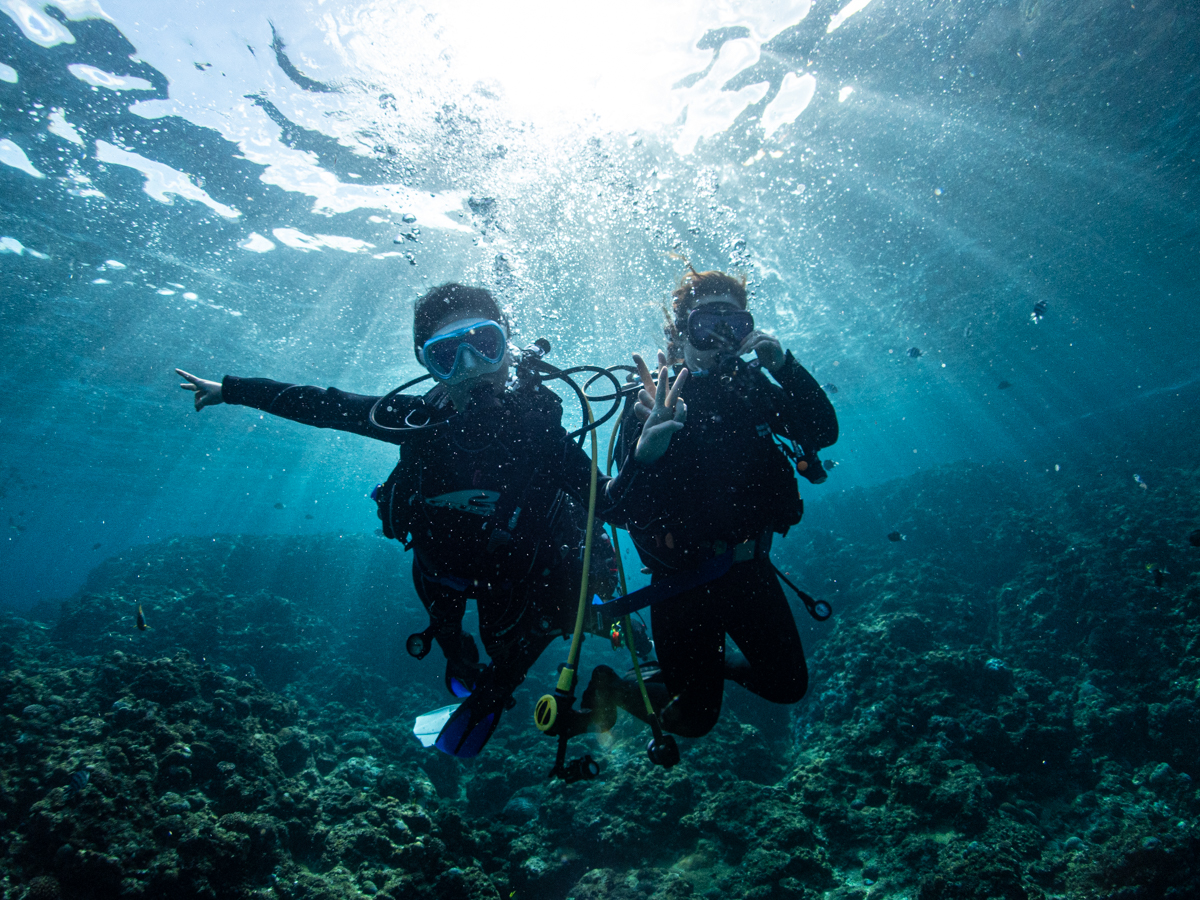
[176,368,224,411]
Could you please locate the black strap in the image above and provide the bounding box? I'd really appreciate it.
[598,552,832,623]
[771,563,833,621]
[598,550,736,617]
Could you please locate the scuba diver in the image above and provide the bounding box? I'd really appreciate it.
[586,266,838,740]
[175,283,687,758]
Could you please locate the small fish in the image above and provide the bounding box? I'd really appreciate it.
[822,383,839,394]
[1133,474,1147,490]
[997,380,1012,390]
[823,459,838,469]
[92,542,101,550]
[65,770,89,798]
[907,347,922,358]
[1031,299,1047,322]
[888,531,906,542]
[136,604,150,631]
[1188,529,1200,548]
[963,324,973,338]
[274,502,285,509]
[305,513,314,520]
[1147,564,1169,587]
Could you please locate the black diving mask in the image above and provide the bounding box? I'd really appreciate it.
[686,306,754,350]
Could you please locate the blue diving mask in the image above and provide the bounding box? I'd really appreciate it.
[421,319,508,380]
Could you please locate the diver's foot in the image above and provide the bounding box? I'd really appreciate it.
[624,658,663,683]
[580,665,620,733]
[549,706,600,739]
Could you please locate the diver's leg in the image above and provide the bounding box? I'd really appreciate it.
[436,582,562,758]
[723,560,808,704]
[411,562,484,695]
[648,577,727,738]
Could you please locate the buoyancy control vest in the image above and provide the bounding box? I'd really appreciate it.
[374,385,617,597]
[618,360,805,573]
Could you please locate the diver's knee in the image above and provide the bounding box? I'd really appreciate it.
[661,699,719,738]
[759,663,808,704]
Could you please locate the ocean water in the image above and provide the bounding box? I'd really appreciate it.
[2,2,1200,897]
[3,0,1195,607]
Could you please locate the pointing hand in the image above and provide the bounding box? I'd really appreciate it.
[176,368,224,411]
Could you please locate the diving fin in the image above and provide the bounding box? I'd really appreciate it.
[434,704,501,758]
[413,703,461,748]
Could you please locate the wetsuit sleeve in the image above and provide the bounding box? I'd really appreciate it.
[221,375,426,445]
[591,405,653,527]
[768,352,838,451]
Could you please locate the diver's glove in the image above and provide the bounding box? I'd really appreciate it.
[434,665,515,758]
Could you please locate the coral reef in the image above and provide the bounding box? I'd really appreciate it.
[1,452,1199,898]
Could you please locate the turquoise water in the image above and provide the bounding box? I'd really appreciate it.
[1,0,1198,606]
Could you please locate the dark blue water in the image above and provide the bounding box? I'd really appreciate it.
[2,0,1198,607]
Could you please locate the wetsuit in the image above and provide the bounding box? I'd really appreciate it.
[615,352,837,737]
[221,375,630,753]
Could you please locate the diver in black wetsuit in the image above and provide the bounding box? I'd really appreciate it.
[175,283,688,757]
[592,266,837,739]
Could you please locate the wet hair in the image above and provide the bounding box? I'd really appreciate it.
[413,283,509,361]
[664,266,748,362]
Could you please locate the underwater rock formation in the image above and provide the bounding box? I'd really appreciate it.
[0,453,1197,898]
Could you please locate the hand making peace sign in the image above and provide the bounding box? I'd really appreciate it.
[631,350,688,465]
